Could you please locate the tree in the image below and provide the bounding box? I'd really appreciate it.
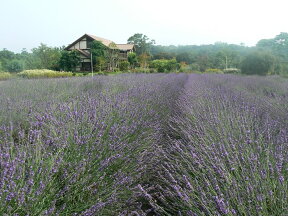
[0,49,15,71]
[90,40,107,71]
[176,52,194,64]
[240,52,275,75]
[153,52,175,60]
[256,39,274,49]
[105,42,120,71]
[7,60,23,73]
[59,50,81,71]
[127,33,155,55]
[138,53,151,68]
[128,52,138,68]
[0,62,3,72]
[27,44,62,70]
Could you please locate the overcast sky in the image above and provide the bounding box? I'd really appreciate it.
[1,0,287,52]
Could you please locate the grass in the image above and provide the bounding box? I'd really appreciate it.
[18,69,73,78]
[0,72,13,80]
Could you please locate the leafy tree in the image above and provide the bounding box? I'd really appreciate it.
[0,49,15,71]
[153,52,175,60]
[94,56,106,72]
[59,50,81,71]
[197,55,211,72]
[176,52,194,64]
[28,44,62,70]
[105,43,120,71]
[138,53,151,68]
[7,60,23,72]
[0,62,3,72]
[128,52,138,68]
[256,39,274,49]
[127,33,155,55]
[90,40,107,71]
[240,52,276,75]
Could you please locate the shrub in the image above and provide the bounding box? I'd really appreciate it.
[223,68,241,74]
[205,68,223,74]
[0,72,12,80]
[18,69,73,79]
[119,61,130,71]
[150,59,180,73]
[137,68,151,73]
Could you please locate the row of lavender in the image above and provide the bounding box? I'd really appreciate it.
[138,74,287,215]
[0,74,287,215]
[0,74,187,215]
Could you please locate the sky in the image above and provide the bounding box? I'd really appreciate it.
[1,0,287,53]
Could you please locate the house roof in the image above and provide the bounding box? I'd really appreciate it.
[86,34,114,47]
[65,34,134,51]
[116,44,134,50]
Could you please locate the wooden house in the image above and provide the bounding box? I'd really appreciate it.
[65,34,135,71]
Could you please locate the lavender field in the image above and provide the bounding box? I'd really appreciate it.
[0,74,287,215]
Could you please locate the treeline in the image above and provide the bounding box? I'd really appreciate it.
[0,44,64,73]
[149,32,288,75]
[1,33,288,76]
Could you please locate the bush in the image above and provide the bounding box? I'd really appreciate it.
[223,68,241,74]
[0,72,12,80]
[132,68,151,73]
[205,68,223,74]
[119,61,130,71]
[150,59,180,73]
[18,69,73,79]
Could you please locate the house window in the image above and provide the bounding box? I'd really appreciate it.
[87,39,93,49]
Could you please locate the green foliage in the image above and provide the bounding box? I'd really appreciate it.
[28,44,62,70]
[18,69,73,78]
[150,59,180,72]
[241,52,276,75]
[176,52,194,64]
[94,56,106,72]
[205,68,223,74]
[91,40,107,71]
[105,43,120,72]
[0,49,16,71]
[7,60,23,72]
[127,33,155,55]
[137,53,151,68]
[223,68,241,74]
[189,63,201,72]
[59,50,81,71]
[91,40,106,57]
[119,61,130,71]
[128,52,138,68]
[153,52,175,60]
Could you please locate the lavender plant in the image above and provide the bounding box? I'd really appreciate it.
[137,74,287,215]
[0,74,187,215]
[0,74,287,215]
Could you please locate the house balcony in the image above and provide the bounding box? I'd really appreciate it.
[119,53,128,60]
